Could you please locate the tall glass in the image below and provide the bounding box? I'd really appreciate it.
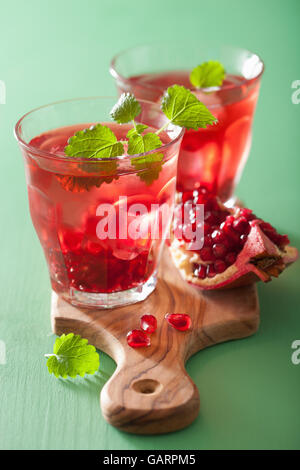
[15,97,183,308]
[110,43,264,202]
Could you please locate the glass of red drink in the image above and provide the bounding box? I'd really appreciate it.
[110,44,264,202]
[15,97,183,308]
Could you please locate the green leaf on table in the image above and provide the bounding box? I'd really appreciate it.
[126,124,148,138]
[190,60,225,88]
[161,85,217,130]
[110,93,141,124]
[64,124,124,159]
[45,333,100,379]
[128,133,164,185]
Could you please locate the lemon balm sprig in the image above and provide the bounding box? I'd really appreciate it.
[155,84,217,134]
[64,86,217,185]
[190,60,225,89]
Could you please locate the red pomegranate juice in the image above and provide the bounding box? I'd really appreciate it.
[24,123,177,297]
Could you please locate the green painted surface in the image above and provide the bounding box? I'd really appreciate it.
[1,0,300,450]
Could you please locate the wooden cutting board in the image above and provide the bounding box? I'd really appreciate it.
[51,248,260,434]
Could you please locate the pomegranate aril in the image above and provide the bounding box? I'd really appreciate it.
[268,231,289,248]
[240,234,248,246]
[204,234,213,247]
[140,314,157,334]
[260,222,276,233]
[233,217,250,235]
[214,260,227,273]
[211,229,226,243]
[199,246,215,262]
[277,234,290,246]
[239,208,256,221]
[224,215,235,227]
[203,222,211,234]
[225,252,237,265]
[194,264,207,279]
[225,226,240,245]
[165,313,192,331]
[127,329,150,348]
[260,222,290,248]
[212,243,227,259]
[204,210,218,225]
[207,264,217,277]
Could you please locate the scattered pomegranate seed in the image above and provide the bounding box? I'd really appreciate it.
[127,329,150,348]
[165,313,192,331]
[140,314,157,334]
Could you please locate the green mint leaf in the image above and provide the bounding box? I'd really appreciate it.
[161,85,217,130]
[64,124,124,159]
[132,153,163,186]
[45,333,100,378]
[190,61,225,88]
[110,93,141,124]
[126,124,148,138]
[127,132,162,155]
[128,133,164,185]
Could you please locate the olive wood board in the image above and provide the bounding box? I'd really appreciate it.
[51,248,260,435]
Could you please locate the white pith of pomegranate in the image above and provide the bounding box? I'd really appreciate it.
[170,187,298,289]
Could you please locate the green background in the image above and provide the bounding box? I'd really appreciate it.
[1,0,299,450]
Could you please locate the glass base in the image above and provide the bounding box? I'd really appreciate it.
[64,272,157,309]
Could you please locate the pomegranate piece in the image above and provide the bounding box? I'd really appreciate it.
[127,329,150,348]
[165,313,192,331]
[170,187,298,290]
[140,314,157,334]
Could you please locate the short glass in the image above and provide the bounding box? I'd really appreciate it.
[110,43,264,202]
[15,97,183,308]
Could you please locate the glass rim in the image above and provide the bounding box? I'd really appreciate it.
[14,95,185,164]
[110,42,265,93]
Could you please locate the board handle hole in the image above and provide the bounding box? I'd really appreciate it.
[132,379,162,395]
